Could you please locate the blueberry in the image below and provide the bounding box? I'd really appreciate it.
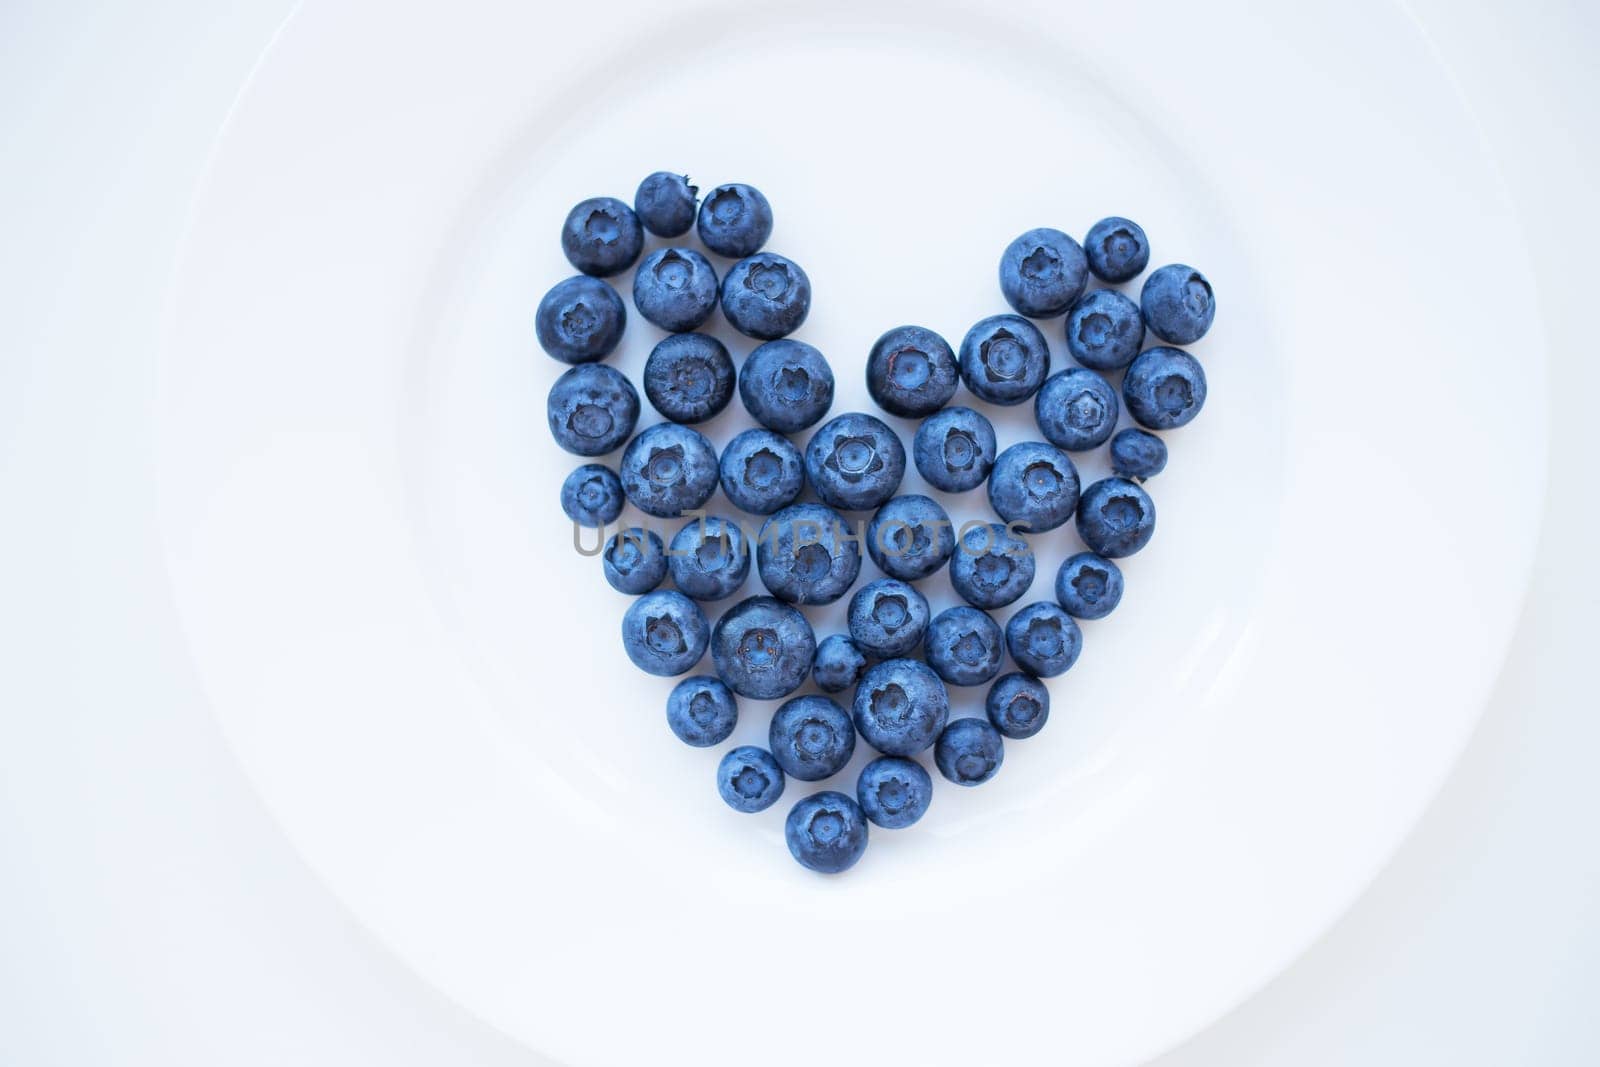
[1034,368,1120,453]
[986,441,1080,533]
[949,522,1035,610]
[852,658,950,756]
[618,423,719,518]
[1084,216,1150,283]
[634,172,698,238]
[804,412,906,512]
[912,406,997,493]
[856,757,933,830]
[1140,264,1215,345]
[958,315,1051,405]
[560,196,644,277]
[602,527,668,595]
[865,325,959,418]
[696,183,774,258]
[866,494,956,581]
[1109,428,1168,481]
[718,428,804,515]
[560,464,624,527]
[739,338,834,433]
[643,333,735,424]
[709,595,816,699]
[536,276,627,364]
[755,502,862,605]
[1004,601,1082,678]
[668,515,750,602]
[547,363,639,456]
[785,791,868,874]
[769,695,856,782]
[1075,477,1156,558]
[812,634,868,694]
[847,578,930,658]
[986,673,1050,740]
[720,252,811,340]
[717,746,785,814]
[1064,289,1145,371]
[621,590,709,677]
[934,717,1004,786]
[1055,551,1125,620]
[632,249,720,333]
[924,606,1004,687]
[1123,346,1207,430]
[665,675,738,747]
[999,227,1088,318]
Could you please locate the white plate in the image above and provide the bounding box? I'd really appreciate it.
[157,1,1546,1063]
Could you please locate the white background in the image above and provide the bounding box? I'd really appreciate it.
[2,1,1597,1064]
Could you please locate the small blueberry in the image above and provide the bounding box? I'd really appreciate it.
[602,527,668,595]
[665,675,738,747]
[560,463,624,527]
[560,196,644,277]
[696,183,773,258]
[804,412,906,512]
[852,658,950,757]
[856,757,933,830]
[865,494,956,582]
[1064,289,1145,371]
[934,717,1005,787]
[634,172,698,238]
[812,634,868,694]
[912,406,997,493]
[617,423,719,518]
[865,325,959,418]
[959,314,1051,405]
[1083,216,1150,283]
[717,746,786,814]
[709,595,816,699]
[1035,368,1120,452]
[755,502,863,605]
[785,791,868,874]
[1055,551,1125,620]
[668,515,750,602]
[999,227,1088,318]
[547,363,639,456]
[632,248,720,333]
[1140,264,1215,345]
[847,578,930,658]
[769,695,856,782]
[986,441,1080,533]
[924,606,1005,688]
[720,252,811,339]
[718,428,805,515]
[1123,346,1207,430]
[949,522,1035,610]
[986,673,1050,740]
[1004,601,1082,678]
[1109,428,1168,481]
[738,338,834,433]
[1075,477,1156,558]
[643,332,735,424]
[536,276,627,364]
[621,590,709,677]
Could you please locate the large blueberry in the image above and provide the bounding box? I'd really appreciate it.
[632,248,719,333]
[1109,428,1168,481]
[1055,551,1125,620]
[1035,368,1120,452]
[696,183,773,258]
[1084,216,1150,283]
[738,338,834,433]
[668,515,750,602]
[721,252,811,339]
[547,363,639,456]
[812,634,868,694]
[1140,264,1215,344]
[717,746,785,814]
[912,405,996,493]
[643,332,734,424]
[1075,477,1156,558]
[1123,346,1207,430]
[958,314,1051,405]
[1065,289,1145,371]
[560,463,624,527]
[847,578,930,658]
[851,658,950,757]
[935,717,1004,787]
[621,590,709,677]
[865,325,959,418]
[785,791,868,874]
[665,675,738,747]
[924,606,1004,687]
[949,522,1035,610]
[866,494,956,582]
[999,227,1088,318]
[602,527,667,595]
[536,276,627,364]
[856,757,933,830]
[986,673,1050,740]
[804,412,905,512]
[560,196,644,277]
[634,172,698,238]
[756,502,862,605]
[709,595,816,699]
[718,428,805,515]
[618,423,719,518]
[769,695,856,782]
[986,441,1080,533]
[1004,601,1082,678]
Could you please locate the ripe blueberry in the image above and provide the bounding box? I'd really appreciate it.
[804,412,906,513]
[560,196,643,277]
[717,746,785,814]
[934,717,1005,787]
[718,428,805,515]
[1123,346,1207,430]
[1084,216,1150,283]
[856,757,933,830]
[1075,477,1156,558]
[643,332,734,424]
[560,463,624,527]
[812,634,868,694]
[536,275,627,364]
[618,423,719,518]
[665,675,738,747]
[1004,601,1082,678]
[1109,428,1168,481]
[785,791,868,874]
[621,590,709,677]
[851,658,950,757]
[1140,264,1215,345]
[847,578,930,658]
[986,441,1080,533]
[1035,368,1120,452]
[709,595,816,699]
[1055,551,1125,620]
[949,522,1035,610]
[912,405,996,493]
[924,606,1005,687]
[634,172,698,238]
[547,363,639,456]
[959,314,1051,405]
[865,325,959,418]
[999,227,1088,318]
[756,502,862,605]
[602,527,668,595]
[632,248,719,333]
[738,338,834,433]
[769,695,856,782]
[696,183,773,258]
[668,515,750,602]
[1065,289,1145,371]
[866,494,956,582]
[986,673,1050,740]
[720,252,811,339]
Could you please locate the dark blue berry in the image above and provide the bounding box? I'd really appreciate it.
[602,527,667,595]
[1123,346,1207,430]
[739,338,834,433]
[1004,601,1082,678]
[847,578,929,658]
[935,718,1004,786]
[718,428,804,515]
[769,695,856,782]
[852,658,950,757]
[621,590,708,677]
[665,675,737,747]
[717,746,785,813]
[1075,477,1156,558]
[755,502,862,605]
[865,325,958,417]
[632,248,719,332]
[1109,428,1168,481]
[1065,289,1145,371]
[912,406,996,493]
[924,606,1004,687]
[668,515,750,602]
[634,172,697,238]
[536,276,626,364]
[1084,216,1150,283]
[643,333,734,424]
[865,494,955,582]
[617,423,718,518]
[547,363,639,456]
[1055,552,1125,620]
[560,464,623,527]
[1140,264,1215,344]
[709,595,816,699]
[856,757,933,830]
[720,252,810,339]
[986,673,1050,740]
[986,441,1080,533]
[949,522,1035,610]
[999,227,1088,318]
[785,791,868,874]
[804,412,905,512]
[958,314,1051,405]
[1035,368,1120,452]
[560,196,643,277]
[812,634,868,694]
[696,183,773,258]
